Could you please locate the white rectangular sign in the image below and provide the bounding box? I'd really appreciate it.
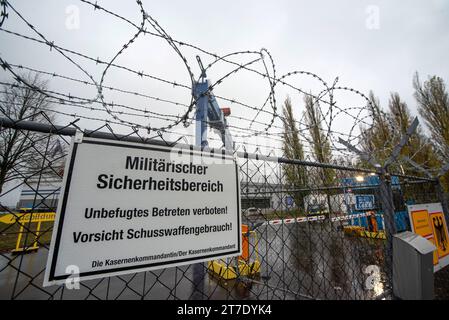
[44,137,241,286]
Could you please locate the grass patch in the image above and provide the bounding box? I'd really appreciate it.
[0,221,54,252]
[262,210,308,221]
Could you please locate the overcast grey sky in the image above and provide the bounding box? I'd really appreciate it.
[1,0,448,152]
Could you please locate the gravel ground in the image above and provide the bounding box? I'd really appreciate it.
[434,267,449,300]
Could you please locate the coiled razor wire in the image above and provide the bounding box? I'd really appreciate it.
[0,0,401,157]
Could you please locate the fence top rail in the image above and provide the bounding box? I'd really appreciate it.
[242,179,437,195]
[0,117,437,182]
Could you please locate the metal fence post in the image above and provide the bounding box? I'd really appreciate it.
[191,79,209,300]
[435,179,449,224]
[4,115,449,300]
[378,169,397,291]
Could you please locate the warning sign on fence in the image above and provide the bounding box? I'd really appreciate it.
[431,212,449,259]
[355,195,375,211]
[44,137,241,286]
[408,203,449,272]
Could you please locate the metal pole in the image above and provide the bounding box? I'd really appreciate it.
[378,170,396,293]
[194,81,209,148]
[191,80,209,299]
[436,161,449,224]
[436,179,449,224]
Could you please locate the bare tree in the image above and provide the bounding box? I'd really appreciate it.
[388,92,439,174]
[360,91,439,175]
[303,94,335,218]
[413,73,449,159]
[413,73,449,190]
[359,91,394,165]
[0,73,60,195]
[303,94,334,181]
[282,96,308,211]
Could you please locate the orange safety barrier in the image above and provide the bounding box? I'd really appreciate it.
[239,224,249,262]
[369,211,378,232]
[208,223,260,280]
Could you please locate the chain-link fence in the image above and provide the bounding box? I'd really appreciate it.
[1,115,448,300]
[1,0,448,301]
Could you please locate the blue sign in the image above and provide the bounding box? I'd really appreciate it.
[355,195,375,210]
[341,175,400,188]
[285,196,294,207]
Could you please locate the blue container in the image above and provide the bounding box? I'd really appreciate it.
[348,210,410,232]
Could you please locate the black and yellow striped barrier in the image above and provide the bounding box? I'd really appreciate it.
[0,212,55,253]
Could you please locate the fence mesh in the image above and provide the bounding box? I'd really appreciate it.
[0,116,447,300]
[1,0,448,300]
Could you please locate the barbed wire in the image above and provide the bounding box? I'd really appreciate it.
[1,0,448,303]
[0,0,405,162]
[0,64,362,153]
[3,62,363,141]
[0,0,6,28]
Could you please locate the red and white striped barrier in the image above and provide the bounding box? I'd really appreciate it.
[330,212,371,222]
[263,212,372,226]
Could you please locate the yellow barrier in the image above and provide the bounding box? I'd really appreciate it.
[0,212,55,253]
[207,259,261,280]
[360,230,386,239]
[208,225,261,280]
[343,226,386,239]
[0,212,55,224]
